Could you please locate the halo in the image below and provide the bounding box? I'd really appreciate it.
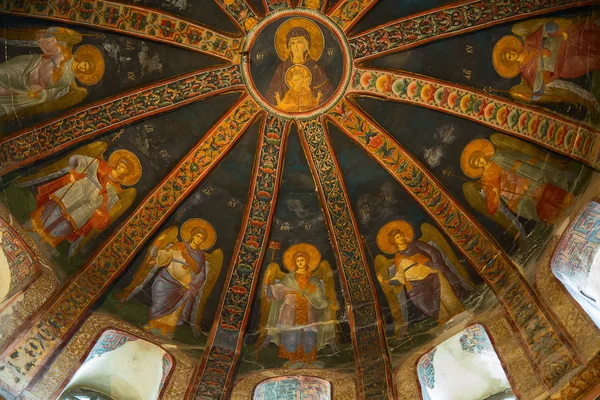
[376,220,414,255]
[492,35,523,79]
[285,64,312,88]
[73,44,105,85]
[460,139,495,179]
[283,242,321,272]
[108,149,142,186]
[274,17,324,62]
[181,218,217,250]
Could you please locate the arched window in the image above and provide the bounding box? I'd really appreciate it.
[417,324,514,400]
[253,376,331,400]
[59,330,173,400]
[0,217,39,306]
[552,201,600,328]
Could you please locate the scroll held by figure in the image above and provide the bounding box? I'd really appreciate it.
[0,27,105,120]
[492,15,599,112]
[266,18,334,113]
[374,221,473,336]
[17,142,141,259]
[257,243,339,367]
[116,219,224,338]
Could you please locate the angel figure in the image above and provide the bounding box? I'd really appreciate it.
[116,219,224,338]
[0,27,105,119]
[18,142,141,258]
[374,221,473,336]
[460,135,576,236]
[492,15,600,111]
[257,243,339,367]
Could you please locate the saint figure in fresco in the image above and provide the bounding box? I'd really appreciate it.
[0,27,105,119]
[17,142,141,258]
[461,135,575,226]
[117,219,223,338]
[258,243,339,367]
[266,18,334,112]
[493,16,600,111]
[375,221,473,336]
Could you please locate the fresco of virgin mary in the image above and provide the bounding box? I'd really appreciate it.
[266,18,334,110]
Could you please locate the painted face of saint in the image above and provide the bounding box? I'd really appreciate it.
[505,50,521,62]
[295,255,307,270]
[114,160,130,177]
[473,156,488,168]
[192,232,205,246]
[76,60,91,73]
[288,36,309,62]
[394,232,407,247]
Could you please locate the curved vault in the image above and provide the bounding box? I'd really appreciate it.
[0,0,599,399]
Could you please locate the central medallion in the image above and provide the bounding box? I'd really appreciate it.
[242,9,351,120]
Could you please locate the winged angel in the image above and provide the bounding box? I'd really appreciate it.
[461,133,577,247]
[257,243,339,367]
[117,219,223,338]
[0,27,105,119]
[375,221,473,336]
[492,15,600,112]
[18,141,140,258]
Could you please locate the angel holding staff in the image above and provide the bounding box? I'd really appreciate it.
[257,243,339,367]
[18,140,141,258]
[117,219,223,338]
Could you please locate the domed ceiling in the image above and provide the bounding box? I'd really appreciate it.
[0,0,599,399]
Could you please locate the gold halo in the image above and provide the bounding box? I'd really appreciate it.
[492,35,523,79]
[376,220,414,255]
[275,17,324,62]
[283,243,321,272]
[285,64,312,88]
[108,149,142,186]
[460,139,495,179]
[73,44,105,85]
[181,218,216,250]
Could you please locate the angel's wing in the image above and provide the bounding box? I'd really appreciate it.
[419,223,474,288]
[490,132,570,170]
[313,260,339,315]
[16,140,107,187]
[511,18,572,38]
[194,248,224,334]
[256,262,286,350]
[0,27,82,47]
[375,254,406,336]
[510,81,597,111]
[462,181,526,248]
[115,226,180,303]
[1,85,88,123]
[68,188,137,258]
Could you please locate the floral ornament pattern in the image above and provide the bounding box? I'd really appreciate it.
[349,68,599,168]
[0,65,244,175]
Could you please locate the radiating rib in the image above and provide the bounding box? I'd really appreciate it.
[214,0,261,32]
[0,96,262,397]
[194,114,289,400]
[327,98,580,388]
[264,0,291,14]
[297,118,395,399]
[0,65,244,177]
[349,67,600,169]
[0,0,242,62]
[350,0,595,62]
[328,0,378,32]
